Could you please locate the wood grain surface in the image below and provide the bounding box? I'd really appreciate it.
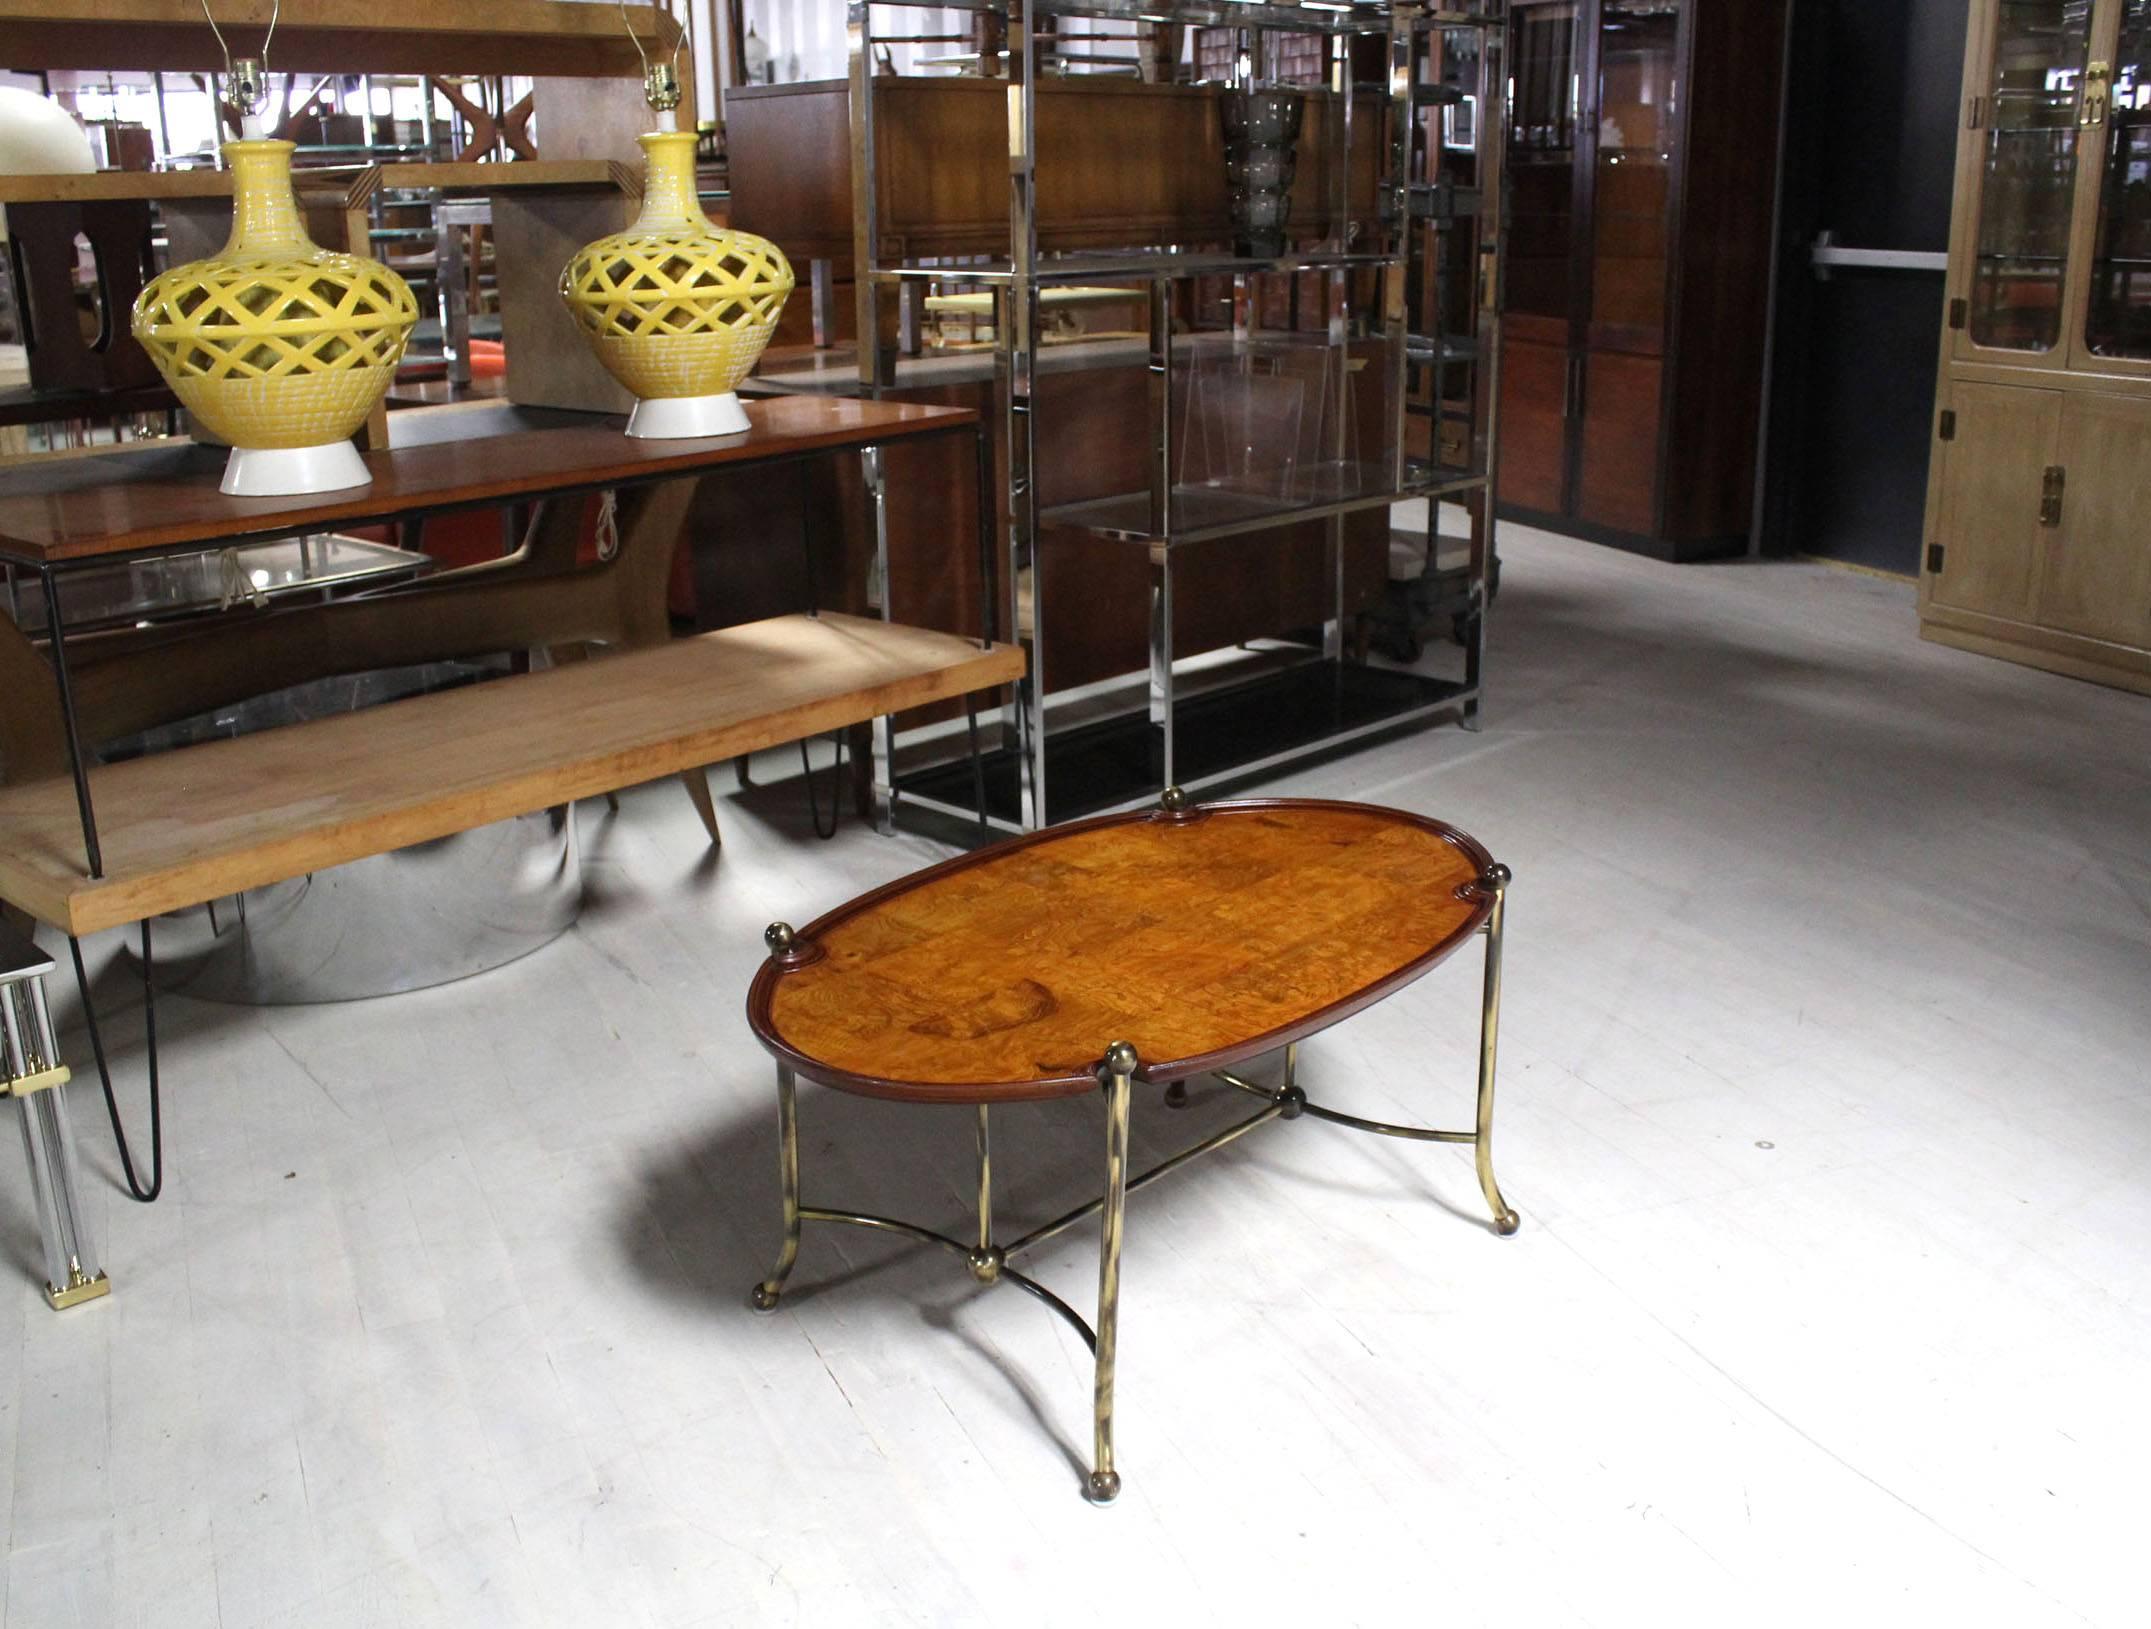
[0,396,974,565]
[752,800,1498,1103]
[0,613,1022,936]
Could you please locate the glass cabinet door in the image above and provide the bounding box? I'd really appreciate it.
[2084,0,2151,359]
[1505,1,1582,326]
[1589,0,1679,355]
[1967,0,2096,353]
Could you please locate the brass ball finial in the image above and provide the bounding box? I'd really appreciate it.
[764,921,795,955]
[1160,785,1188,814]
[1485,862,1513,890]
[1102,1041,1140,1079]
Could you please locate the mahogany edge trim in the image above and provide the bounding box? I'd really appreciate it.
[744,797,1502,1106]
[0,403,982,566]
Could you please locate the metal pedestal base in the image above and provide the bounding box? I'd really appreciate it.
[748,868,1518,1500]
[1,924,109,1311]
[149,804,581,1005]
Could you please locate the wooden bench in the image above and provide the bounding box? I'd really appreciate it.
[0,612,1021,937]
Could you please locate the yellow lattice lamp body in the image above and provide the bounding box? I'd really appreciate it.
[561,130,793,439]
[131,140,418,497]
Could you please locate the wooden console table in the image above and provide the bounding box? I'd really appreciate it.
[0,395,1021,1297]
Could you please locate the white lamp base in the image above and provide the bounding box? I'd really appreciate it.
[625,392,752,440]
[221,440,371,498]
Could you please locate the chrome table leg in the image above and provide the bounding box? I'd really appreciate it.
[1,923,110,1310]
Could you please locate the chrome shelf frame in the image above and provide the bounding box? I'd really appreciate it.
[846,0,1507,829]
[863,0,1504,34]
[867,248,1409,285]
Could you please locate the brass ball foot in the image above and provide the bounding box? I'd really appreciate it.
[749,1283,783,1313]
[1084,1469,1122,1505]
[967,1247,1004,1284]
[1493,1210,1521,1237]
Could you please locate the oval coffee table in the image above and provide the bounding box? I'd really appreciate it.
[746,791,1517,1503]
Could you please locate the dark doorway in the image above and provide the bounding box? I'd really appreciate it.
[1760,0,1970,572]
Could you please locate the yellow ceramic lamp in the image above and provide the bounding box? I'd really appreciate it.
[132,128,417,496]
[560,115,793,439]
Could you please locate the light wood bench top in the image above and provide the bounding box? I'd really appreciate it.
[0,613,1023,937]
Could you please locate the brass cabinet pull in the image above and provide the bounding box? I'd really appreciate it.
[2082,62,2112,129]
[2040,465,2066,528]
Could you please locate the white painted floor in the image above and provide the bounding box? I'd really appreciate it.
[6,525,2149,1627]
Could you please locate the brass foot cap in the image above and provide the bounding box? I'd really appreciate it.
[45,1271,110,1311]
[967,1247,1004,1284]
[1084,1470,1121,1504]
[749,1283,783,1313]
[1493,1210,1521,1237]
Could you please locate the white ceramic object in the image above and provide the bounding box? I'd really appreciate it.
[220,440,372,497]
[0,88,95,177]
[624,391,751,440]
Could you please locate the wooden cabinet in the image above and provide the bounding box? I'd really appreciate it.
[1921,0,2151,693]
[1495,0,1788,561]
[1930,381,2059,625]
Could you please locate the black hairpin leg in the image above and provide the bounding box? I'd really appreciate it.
[68,924,163,1204]
[40,565,103,880]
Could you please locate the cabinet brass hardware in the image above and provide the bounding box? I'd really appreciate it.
[2040,465,2066,527]
[1939,409,1956,441]
[2081,62,2112,129]
[1926,543,1945,576]
[1949,297,1968,330]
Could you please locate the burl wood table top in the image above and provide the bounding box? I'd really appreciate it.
[748,799,1502,1103]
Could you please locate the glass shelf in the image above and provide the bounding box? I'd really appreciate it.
[862,0,1487,36]
[1967,0,2092,352]
[871,249,1405,287]
[899,660,1477,828]
[1042,458,1482,545]
[1408,333,1481,364]
[5,535,428,636]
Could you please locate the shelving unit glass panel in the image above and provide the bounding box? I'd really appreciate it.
[1506,0,1581,323]
[1037,327,1411,542]
[1969,0,2094,352]
[2086,1,2151,358]
[1590,0,1676,354]
[1406,27,1491,480]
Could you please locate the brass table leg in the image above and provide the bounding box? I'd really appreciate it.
[750,1064,802,1312]
[1087,1041,1136,1504]
[1474,864,1520,1236]
[969,1104,1003,1283]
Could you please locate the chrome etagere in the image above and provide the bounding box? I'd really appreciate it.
[844,0,1507,832]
